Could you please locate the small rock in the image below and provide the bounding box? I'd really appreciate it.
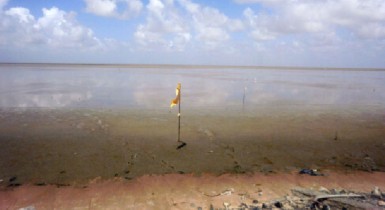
[378,200,385,206]
[361,156,378,172]
[9,176,17,182]
[322,204,331,210]
[371,186,382,199]
[34,182,46,186]
[330,188,343,194]
[18,206,36,210]
[223,202,230,209]
[261,203,268,208]
[209,204,214,210]
[252,199,259,204]
[221,188,234,195]
[274,201,283,208]
[319,186,330,194]
[299,168,323,176]
[239,203,248,208]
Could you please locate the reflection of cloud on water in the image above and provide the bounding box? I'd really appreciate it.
[245,81,343,106]
[131,78,233,109]
[245,84,277,105]
[1,66,384,110]
[132,83,170,108]
[185,81,231,108]
[0,91,92,108]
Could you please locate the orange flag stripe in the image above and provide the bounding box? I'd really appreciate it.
[170,83,181,108]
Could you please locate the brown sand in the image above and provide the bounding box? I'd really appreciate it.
[1,172,384,209]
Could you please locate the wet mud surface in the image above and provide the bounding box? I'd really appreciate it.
[0,108,384,186]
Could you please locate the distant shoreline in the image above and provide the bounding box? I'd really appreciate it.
[1,62,384,71]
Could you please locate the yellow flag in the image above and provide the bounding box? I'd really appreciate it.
[170,83,181,108]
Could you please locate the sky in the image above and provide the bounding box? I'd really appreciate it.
[0,0,385,68]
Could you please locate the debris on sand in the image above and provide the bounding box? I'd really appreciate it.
[299,168,324,176]
[210,186,385,209]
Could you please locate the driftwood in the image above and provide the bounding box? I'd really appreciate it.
[291,187,323,197]
[315,193,364,202]
[292,187,380,209]
[324,197,380,209]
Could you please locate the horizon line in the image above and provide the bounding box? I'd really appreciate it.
[1,62,384,71]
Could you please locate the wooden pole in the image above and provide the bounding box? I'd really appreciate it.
[175,83,186,149]
[178,84,181,142]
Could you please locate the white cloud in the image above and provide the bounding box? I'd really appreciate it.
[84,0,143,19]
[185,3,230,46]
[0,6,103,50]
[36,7,101,48]
[134,0,191,51]
[237,0,385,67]
[135,0,242,51]
[84,0,117,17]
[227,19,244,32]
[240,0,385,40]
[5,7,34,23]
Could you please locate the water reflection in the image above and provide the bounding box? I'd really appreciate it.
[0,65,384,111]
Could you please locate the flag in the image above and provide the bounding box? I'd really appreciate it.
[170,83,181,108]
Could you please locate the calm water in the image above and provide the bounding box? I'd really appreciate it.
[1,64,384,113]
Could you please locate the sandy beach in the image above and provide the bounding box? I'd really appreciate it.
[1,171,385,209]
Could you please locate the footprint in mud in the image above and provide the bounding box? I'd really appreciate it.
[263,157,273,165]
[118,152,137,179]
[126,153,137,167]
[161,159,176,170]
[198,128,215,140]
[216,143,245,173]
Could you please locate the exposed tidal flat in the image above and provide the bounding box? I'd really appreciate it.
[0,107,384,186]
[0,64,384,186]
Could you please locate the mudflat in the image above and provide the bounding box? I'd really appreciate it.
[1,65,384,209]
[0,107,383,186]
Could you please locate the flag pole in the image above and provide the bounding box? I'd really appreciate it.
[178,85,181,142]
[176,83,186,149]
[171,83,185,149]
